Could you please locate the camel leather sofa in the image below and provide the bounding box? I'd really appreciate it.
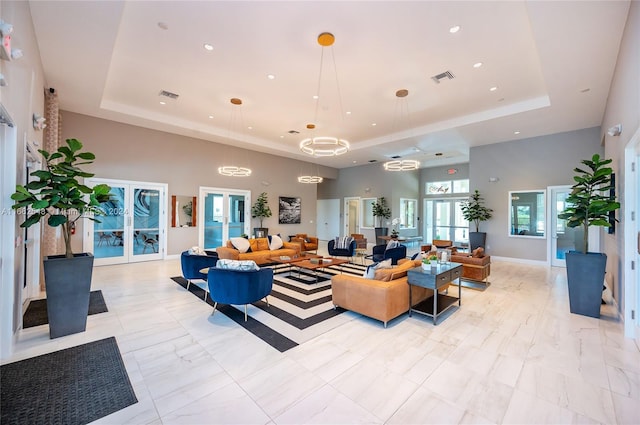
[450,248,491,284]
[331,259,435,327]
[216,237,300,265]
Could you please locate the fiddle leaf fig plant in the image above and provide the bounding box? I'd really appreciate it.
[461,190,493,232]
[372,197,391,227]
[251,192,272,227]
[558,154,620,253]
[11,138,112,258]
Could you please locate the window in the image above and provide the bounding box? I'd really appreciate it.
[361,198,376,228]
[509,190,545,238]
[399,198,417,229]
[426,179,469,195]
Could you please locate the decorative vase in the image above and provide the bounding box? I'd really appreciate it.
[421,263,429,271]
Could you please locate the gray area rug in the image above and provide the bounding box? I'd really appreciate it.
[0,336,137,425]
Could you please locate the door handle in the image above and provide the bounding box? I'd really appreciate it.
[637,231,640,255]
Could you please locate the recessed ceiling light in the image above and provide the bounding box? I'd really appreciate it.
[473,62,483,68]
[159,101,166,105]
[346,111,351,115]
[280,135,284,138]
[247,126,252,130]
[312,95,319,100]
[208,115,214,119]
[157,22,169,30]
[203,43,213,51]
[514,131,521,135]
[352,160,357,164]
[267,74,275,80]
[371,123,377,126]
[449,25,461,33]
[489,86,498,91]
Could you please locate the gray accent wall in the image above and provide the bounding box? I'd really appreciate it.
[318,163,420,243]
[62,112,338,255]
[469,126,602,261]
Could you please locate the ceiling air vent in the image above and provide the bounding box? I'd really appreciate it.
[159,90,179,99]
[368,159,377,163]
[288,130,300,134]
[431,70,455,84]
[390,155,401,159]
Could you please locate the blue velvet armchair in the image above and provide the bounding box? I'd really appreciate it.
[372,243,407,265]
[327,239,357,260]
[181,251,219,300]
[207,267,273,321]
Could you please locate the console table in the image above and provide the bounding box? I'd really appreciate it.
[407,263,462,325]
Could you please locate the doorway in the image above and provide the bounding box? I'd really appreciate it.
[198,187,250,250]
[623,127,640,341]
[423,198,468,247]
[317,199,340,241]
[84,179,167,265]
[343,197,360,236]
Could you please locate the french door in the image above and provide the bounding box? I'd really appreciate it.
[344,197,360,236]
[199,187,251,250]
[424,198,468,247]
[84,179,167,265]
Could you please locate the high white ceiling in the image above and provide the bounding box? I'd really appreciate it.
[28,1,630,169]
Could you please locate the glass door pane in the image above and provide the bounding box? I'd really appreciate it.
[204,193,224,250]
[132,188,161,258]
[94,186,126,260]
[551,188,579,267]
[229,194,245,239]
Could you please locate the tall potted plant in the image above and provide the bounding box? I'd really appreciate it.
[461,189,493,251]
[11,138,112,338]
[372,197,391,244]
[251,192,272,238]
[558,154,620,318]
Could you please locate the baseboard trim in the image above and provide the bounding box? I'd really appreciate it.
[490,256,547,266]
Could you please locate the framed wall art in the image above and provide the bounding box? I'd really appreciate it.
[279,196,301,224]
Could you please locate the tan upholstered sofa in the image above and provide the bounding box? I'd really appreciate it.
[331,259,435,327]
[450,248,491,284]
[216,237,300,265]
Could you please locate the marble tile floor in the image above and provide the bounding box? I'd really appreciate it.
[6,252,640,424]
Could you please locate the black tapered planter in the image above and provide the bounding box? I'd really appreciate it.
[43,253,94,338]
[469,232,486,251]
[375,227,388,245]
[565,251,606,318]
[253,227,268,238]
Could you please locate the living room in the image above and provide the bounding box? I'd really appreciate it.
[1,1,639,424]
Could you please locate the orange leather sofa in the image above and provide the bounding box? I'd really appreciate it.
[216,237,300,265]
[331,259,435,327]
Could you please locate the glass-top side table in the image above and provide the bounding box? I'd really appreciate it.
[407,262,462,325]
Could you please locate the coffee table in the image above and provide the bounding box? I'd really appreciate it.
[294,258,350,283]
[269,254,322,274]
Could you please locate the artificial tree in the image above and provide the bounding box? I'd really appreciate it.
[372,197,392,243]
[11,138,112,338]
[558,154,620,318]
[461,189,493,250]
[251,191,272,237]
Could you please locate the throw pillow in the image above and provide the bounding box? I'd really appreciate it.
[363,262,378,279]
[188,246,205,255]
[269,234,284,250]
[472,247,485,258]
[230,237,251,253]
[386,240,399,250]
[216,259,260,271]
[376,258,393,269]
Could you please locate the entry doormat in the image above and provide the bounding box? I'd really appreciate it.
[0,337,137,425]
[171,262,367,352]
[23,290,108,328]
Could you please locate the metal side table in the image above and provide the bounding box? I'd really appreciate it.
[407,262,462,325]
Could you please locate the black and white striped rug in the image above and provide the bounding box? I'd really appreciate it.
[171,261,367,352]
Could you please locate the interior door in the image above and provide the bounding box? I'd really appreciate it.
[85,179,167,265]
[317,199,340,241]
[199,187,250,250]
[344,197,360,236]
